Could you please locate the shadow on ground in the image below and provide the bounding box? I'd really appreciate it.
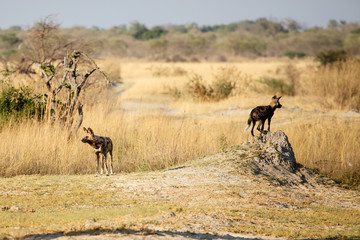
[22,227,276,240]
[22,228,360,240]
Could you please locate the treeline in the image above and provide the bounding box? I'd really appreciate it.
[1,18,360,62]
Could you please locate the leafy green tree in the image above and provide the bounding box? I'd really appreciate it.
[142,26,167,40]
[128,21,148,40]
[344,29,360,55]
[0,33,21,45]
[200,25,214,33]
[327,19,339,29]
[212,23,238,33]
[253,18,287,35]
[170,25,189,33]
[223,33,266,57]
[284,18,302,32]
[0,33,22,72]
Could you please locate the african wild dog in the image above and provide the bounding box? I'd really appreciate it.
[81,127,114,176]
[245,96,282,136]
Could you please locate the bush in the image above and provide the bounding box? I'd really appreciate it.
[315,49,347,66]
[284,51,306,59]
[185,68,237,101]
[186,73,213,101]
[152,66,187,77]
[165,66,243,101]
[0,86,44,121]
[211,67,237,100]
[260,77,295,96]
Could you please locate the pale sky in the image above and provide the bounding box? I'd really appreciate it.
[0,0,359,29]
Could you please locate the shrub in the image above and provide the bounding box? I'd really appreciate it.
[284,51,306,59]
[211,67,237,100]
[260,77,295,96]
[152,66,187,77]
[186,73,213,101]
[315,49,347,66]
[164,85,182,99]
[165,66,246,101]
[185,68,237,101]
[0,86,44,121]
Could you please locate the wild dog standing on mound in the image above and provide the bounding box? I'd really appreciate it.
[81,127,114,176]
[245,96,282,136]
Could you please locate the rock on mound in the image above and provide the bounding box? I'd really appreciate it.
[255,130,296,172]
[234,130,320,187]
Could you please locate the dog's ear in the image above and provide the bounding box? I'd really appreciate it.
[87,128,94,136]
[278,96,282,100]
[83,127,88,132]
[272,95,277,99]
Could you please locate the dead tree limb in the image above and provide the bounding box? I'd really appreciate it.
[40,50,110,137]
[71,102,83,138]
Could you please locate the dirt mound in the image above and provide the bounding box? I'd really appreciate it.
[231,130,323,187]
[254,130,296,171]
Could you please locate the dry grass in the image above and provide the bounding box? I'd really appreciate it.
[1,58,360,239]
[109,59,307,102]
[284,118,360,186]
[302,59,360,110]
[0,120,94,176]
[0,103,246,176]
[1,58,360,187]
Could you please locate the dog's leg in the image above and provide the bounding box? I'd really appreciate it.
[95,153,100,177]
[267,117,272,132]
[100,155,105,175]
[251,120,255,136]
[104,154,109,176]
[256,121,263,133]
[109,150,114,175]
[261,120,266,132]
[259,120,268,134]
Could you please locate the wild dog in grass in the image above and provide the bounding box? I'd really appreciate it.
[245,96,282,136]
[81,127,114,176]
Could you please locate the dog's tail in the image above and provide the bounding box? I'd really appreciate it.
[243,117,251,132]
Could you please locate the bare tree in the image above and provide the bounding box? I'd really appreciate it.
[14,16,89,76]
[0,17,105,136]
[41,50,110,137]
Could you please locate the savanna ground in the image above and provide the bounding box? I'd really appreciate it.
[1,58,360,239]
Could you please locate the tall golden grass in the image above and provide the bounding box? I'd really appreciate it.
[302,59,360,110]
[284,118,360,185]
[0,103,246,177]
[0,58,359,187]
[1,109,358,187]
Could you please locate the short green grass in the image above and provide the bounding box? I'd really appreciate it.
[227,205,360,239]
[1,172,359,239]
[0,175,163,236]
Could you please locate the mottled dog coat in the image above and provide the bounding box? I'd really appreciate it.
[81,127,114,176]
[246,96,282,136]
